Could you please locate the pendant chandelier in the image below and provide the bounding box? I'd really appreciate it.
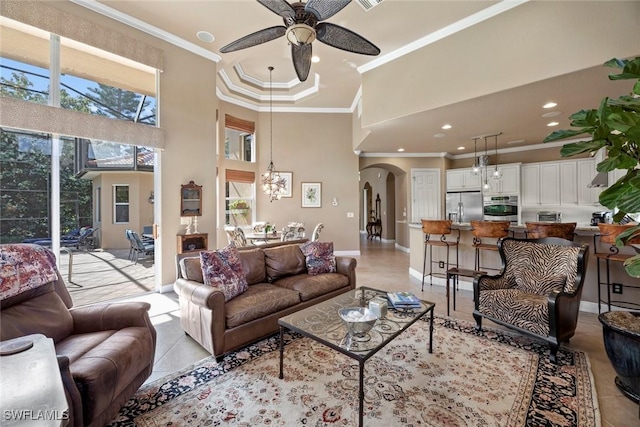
[471,137,481,175]
[262,66,286,202]
[482,136,491,191]
[491,132,503,180]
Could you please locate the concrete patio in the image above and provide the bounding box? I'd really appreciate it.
[58,248,155,307]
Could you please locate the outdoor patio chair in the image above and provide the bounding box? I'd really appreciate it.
[130,231,154,264]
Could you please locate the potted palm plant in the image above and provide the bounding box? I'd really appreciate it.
[544,56,640,403]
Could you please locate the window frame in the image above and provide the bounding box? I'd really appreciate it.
[113,184,130,224]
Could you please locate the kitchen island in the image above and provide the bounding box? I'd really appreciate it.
[408,222,640,313]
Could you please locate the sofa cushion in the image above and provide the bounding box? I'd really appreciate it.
[238,248,267,285]
[200,244,248,302]
[55,327,155,424]
[273,273,349,302]
[263,244,306,282]
[225,283,300,328]
[300,241,336,276]
[478,288,549,337]
[179,257,204,283]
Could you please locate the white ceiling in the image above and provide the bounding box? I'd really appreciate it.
[76,0,639,156]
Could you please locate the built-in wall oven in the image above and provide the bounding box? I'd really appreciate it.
[483,195,519,223]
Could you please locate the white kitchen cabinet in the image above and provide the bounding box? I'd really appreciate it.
[577,159,601,205]
[521,163,560,205]
[523,158,602,207]
[560,162,578,205]
[446,168,481,191]
[484,164,520,195]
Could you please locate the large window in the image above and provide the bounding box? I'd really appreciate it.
[225,115,254,162]
[0,128,92,243]
[113,185,129,224]
[225,170,255,227]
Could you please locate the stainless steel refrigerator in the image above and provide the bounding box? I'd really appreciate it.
[445,191,483,223]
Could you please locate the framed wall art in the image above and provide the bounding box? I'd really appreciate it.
[301,182,321,208]
[279,172,293,198]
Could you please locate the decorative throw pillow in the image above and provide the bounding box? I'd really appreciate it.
[199,243,248,301]
[300,241,336,276]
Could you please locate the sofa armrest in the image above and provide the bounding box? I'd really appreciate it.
[57,355,83,427]
[336,256,357,288]
[69,301,153,334]
[174,278,226,310]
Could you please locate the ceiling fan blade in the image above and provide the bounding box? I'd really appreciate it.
[257,0,296,25]
[220,26,287,53]
[316,22,380,56]
[291,43,312,82]
[304,0,351,21]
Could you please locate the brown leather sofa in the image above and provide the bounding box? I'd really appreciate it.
[0,244,156,427]
[174,241,357,358]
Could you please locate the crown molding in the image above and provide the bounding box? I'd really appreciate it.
[359,139,579,159]
[234,63,302,89]
[70,0,221,63]
[360,152,449,158]
[218,69,321,103]
[216,88,351,114]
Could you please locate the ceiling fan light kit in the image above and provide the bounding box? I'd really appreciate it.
[219,0,380,82]
[286,24,316,45]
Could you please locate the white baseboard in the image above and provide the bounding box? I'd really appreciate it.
[335,250,361,256]
[395,243,409,253]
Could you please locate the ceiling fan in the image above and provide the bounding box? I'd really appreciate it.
[219,0,380,82]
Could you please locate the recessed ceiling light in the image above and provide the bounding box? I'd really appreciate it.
[542,111,561,118]
[547,121,559,127]
[506,139,526,145]
[433,133,446,138]
[442,124,452,130]
[397,148,405,152]
[196,31,215,43]
[457,146,465,150]
[543,102,557,109]
[311,56,320,63]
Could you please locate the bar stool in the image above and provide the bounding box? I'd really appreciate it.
[471,220,511,272]
[594,223,640,313]
[525,222,577,241]
[421,219,459,291]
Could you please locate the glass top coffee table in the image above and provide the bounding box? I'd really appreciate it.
[278,286,435,427]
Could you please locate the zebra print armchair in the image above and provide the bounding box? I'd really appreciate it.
[473,237,589,362]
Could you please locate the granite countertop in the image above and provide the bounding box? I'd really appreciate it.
[408,222,599,233]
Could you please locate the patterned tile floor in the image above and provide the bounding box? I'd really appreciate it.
[63,239,637,426]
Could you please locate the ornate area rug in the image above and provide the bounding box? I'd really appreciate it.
[109,317,600,426]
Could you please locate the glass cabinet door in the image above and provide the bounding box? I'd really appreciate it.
[180,181,202,216]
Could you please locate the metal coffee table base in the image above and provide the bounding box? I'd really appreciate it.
[279,309,434,427]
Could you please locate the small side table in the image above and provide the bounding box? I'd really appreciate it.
[0,334,69,426]
[446,268,486,316]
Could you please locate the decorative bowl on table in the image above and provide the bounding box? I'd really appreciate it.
[339,307,377,336]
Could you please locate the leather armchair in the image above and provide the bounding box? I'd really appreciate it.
[473,237,589,362]
[0,244,156,427]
